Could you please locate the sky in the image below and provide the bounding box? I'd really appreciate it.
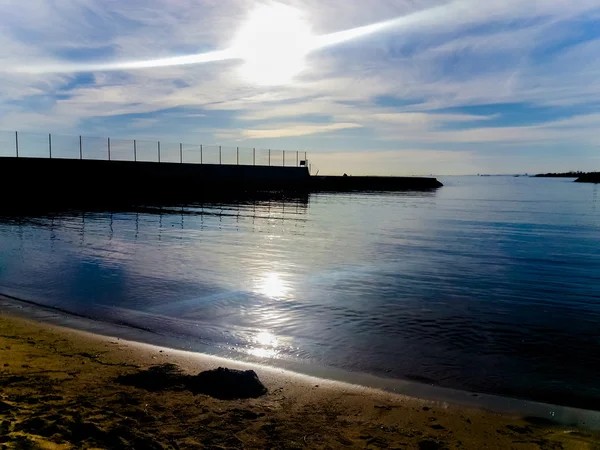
[1,0,600,175]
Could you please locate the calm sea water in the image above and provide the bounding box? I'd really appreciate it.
[1,176,599,408]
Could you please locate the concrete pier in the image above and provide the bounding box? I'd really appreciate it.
[0,157,443,211]
[311,175,443,191]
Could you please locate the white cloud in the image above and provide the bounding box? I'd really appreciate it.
[243,122,362,139]
[366,112,497,125]
[382,113,600,146]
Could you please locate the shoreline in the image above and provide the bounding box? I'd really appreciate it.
[2,293,600,431]
[1,313,600,448]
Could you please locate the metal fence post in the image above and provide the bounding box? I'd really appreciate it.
[253,148,255,166]
[219,145,222,164]
[200,144,203,164]
[180,143,183,164]
[79,136,82,159]
[268,149,271,166]
[296,151,299,167]
[158,141,161,163]
[108,137,111,161]
[237,147,239,165]
[133,139,137,162]
[283,150,285,167]
[15,131,18,157]
[48,133,52,159]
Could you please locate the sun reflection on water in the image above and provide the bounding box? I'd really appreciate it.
[255,272,289,299]
[246,272,295,358]
[247,330,279,358]
[247,347,278,358]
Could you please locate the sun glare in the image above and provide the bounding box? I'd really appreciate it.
[11,1,465,78]
[230,3,314,85]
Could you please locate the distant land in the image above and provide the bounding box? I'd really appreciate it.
[575,173,600,184]
[534,171,587,178]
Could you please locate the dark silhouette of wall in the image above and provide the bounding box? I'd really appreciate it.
[310,175,443,191]
[0,157,443,212]
[1,157,309,210]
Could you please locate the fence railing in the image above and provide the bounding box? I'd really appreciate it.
[0,130,309,168]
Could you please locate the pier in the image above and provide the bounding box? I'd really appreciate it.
[0,130,443,210]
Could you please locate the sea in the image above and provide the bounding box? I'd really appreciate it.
[1,175,599,409]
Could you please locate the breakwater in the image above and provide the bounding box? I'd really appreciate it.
[0,157,442,211]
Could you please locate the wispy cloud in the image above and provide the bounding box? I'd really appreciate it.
[377,113,600,146]
[243,122,362,139]
[362,113,498,126]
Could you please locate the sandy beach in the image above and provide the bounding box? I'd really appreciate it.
[0,313,599,449]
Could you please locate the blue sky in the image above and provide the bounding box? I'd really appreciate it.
[1,0,600,175]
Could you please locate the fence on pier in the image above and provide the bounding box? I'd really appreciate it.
[0,130,309,168]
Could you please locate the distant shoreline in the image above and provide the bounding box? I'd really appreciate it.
[534,172,587,178]
[575,173,600,183]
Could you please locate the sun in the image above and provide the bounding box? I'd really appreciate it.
[231,3,314,85]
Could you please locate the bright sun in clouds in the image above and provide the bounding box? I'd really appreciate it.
[231,2,315,85]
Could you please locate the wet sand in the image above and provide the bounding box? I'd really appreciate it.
[0,314,599,449]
